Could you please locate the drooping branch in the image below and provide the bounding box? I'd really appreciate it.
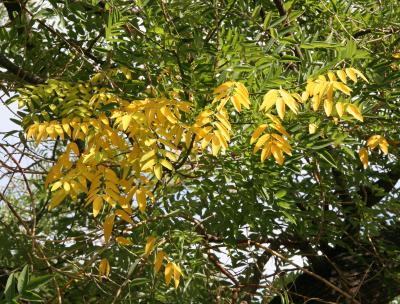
[0,53,45,84]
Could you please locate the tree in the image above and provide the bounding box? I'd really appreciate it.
[1,0,400,303]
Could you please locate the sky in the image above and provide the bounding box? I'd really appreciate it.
[0,93,18,134]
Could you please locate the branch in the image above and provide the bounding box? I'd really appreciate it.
[273,0,286,17]
[271,0,304,60]
[207,250,240,287]
[1,0,21,21]
[0,53,45,84]
[251,241,361,304]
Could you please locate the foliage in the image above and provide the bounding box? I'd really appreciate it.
[1,0,400,303]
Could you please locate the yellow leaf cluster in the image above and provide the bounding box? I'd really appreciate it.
[192,81,250,156]
[260,89,300,119]
[28,96,189,245]
[251,115,292,165]
[144,241,183,288]
[358,135,389,169]
[251,67,368,165]
[367,135,389,155]
[193,107,231,156]
[213,81,250,112]
[165,262,182,288]
[304,68,366,121]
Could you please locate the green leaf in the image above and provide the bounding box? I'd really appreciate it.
[26,275,53,291]
[275,190,287,198]
[4,273,16,302]
[17,265,29,294]
[20,291,43,302]
[300,42,340,49]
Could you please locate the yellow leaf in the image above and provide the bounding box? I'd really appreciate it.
[260,90,278,111]
[214,122,230,141]
[336,69,347,84]
[335,102,345,117]
[359,148,368,169]
[115,209,133,224]
[140,149,157,163]
[48,189,67,210]
[160,106,178,124]
[160,158,174,171]
[99,113,109,125]
[379,139,389,155]
[154,163,163,180]
[352,68,369,83]
[260,143,272,162]
[346,104,363,122]
[254,133,271,153]
[201,134,213,150]
[26,124,38,140]
[231,95,242,112]
[46,125,56,139]
[346,68,357,82]
[121,115,131,131]
[211,134,221,156]
[280,90,298,114]
[136,188,147,213]
[145,236,156,257]
[68,142,80,156]
[275,140,292,156]
[250,124,267,144]
[301,91,309,102]
[309,123,317,134]
[215,112,231,130]
[103,214,115,243]
[271,144,284,165]
[193,126,212,139]
[173,263,182,288]
[99,258,110,277]
[165,262,173,286]
[326,83,333,102]
[142,158,157,171]
[80,123,89,135]
[324,99,332,117]
[62,120,71,137]
[276,97,285,120]
[333,82,352,95]
[305,81,315,96]
[213,81,233,96]
[270,123,290,137]
[93,196,103,218]
[51,181,63,192]
[312,95,321,111]
[116,236,133,246]
[154,251,166,273]
[63,182,71,192]
[266,114,281,125]
[236,82,249,99]
[327,71,336,81]
[36,124,47,144]
[197,109,214,119]
[215,130,228,150]
[367,135,381,149]
[193,117,212,127]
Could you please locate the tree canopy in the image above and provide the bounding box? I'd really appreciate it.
[1,0,400,303]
